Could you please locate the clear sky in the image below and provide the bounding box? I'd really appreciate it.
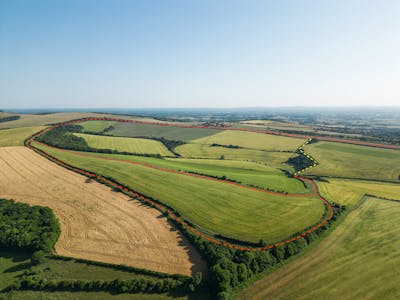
[0,0,399,108]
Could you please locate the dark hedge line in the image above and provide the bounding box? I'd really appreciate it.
[174,204,346,300]
[0,115,20,123]
[7,276,190,294]
[51,255,189,281]
[210,143,241,149]
[0,199,60,253]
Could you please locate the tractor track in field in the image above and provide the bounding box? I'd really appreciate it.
[26,117,335,252]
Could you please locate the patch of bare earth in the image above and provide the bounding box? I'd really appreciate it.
[0,146,205,276]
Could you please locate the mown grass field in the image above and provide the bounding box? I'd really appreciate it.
[303,141,400,181]
[316,178,400,207]
[0,126,46,147]
[79,120,116,132]
[191,130,306,151]
[74,133,174,156]
[238,196,400,300]
[33,142,324,243]
[108,122,222,141]
[174,143,296,167]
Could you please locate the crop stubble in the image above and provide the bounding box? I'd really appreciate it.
[0,147,204,276]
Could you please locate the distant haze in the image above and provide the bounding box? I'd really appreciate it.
[1,0,399,108]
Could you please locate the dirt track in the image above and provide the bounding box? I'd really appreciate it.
[0,146,205,276]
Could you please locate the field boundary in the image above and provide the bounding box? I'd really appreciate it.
[293,138,319,176]
[24,117,338,252]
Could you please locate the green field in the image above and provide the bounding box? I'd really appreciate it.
[107,122,222,141]
[31,147,306,193]
[303,141,400,181]
[317,178,400,207]
[0,126,46,147]
[33,142,324,243]
[174,143,296,167]
[0,251,207,300]
[0,252,157,290]
[74,133,174,156]
[191,130,306,151]
[79,120,116,133]
[238,196,400,300]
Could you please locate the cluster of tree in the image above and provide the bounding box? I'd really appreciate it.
[286,153,315,172]
[36,125,88,150]
[210,143,240,149]
[0,199,60,258]
[0,115,20,123]
[177,204,345,299]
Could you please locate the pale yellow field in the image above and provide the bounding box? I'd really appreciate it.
[317,178,400,207]
[174,143,296,168]
[0,146,204,275]
[191,130,305,151]
[0,126,46,147]
[74,133,174,156]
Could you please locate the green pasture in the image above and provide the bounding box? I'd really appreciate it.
[33,148,306,193]
[79,120,116,133]
[174,143,296,167]
[192,130,306,151]
[317,178,400,207]
[33,142,324,243]
[73,133,174,156]
[239,196,400,300]
[107,122,221,141]
[0,126,46,147]
[303,141,400,181]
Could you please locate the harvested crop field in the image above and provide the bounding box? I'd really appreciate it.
[0,146,204,276]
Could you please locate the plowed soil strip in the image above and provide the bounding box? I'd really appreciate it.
[0,146,205,276]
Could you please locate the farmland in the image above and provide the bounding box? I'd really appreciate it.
[1,112,399,300]
[0,126,46,146]
[32,142,324,243]
[238,196,400,300]
[317,178,400,207]
[174,143,296,166]
[108,122,222,141]
[303,141,400,181]
[191,130,305,151]
[0,146,203,276]
[73,133,174,156]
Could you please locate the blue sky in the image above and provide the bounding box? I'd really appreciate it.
[0,0,399,108]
